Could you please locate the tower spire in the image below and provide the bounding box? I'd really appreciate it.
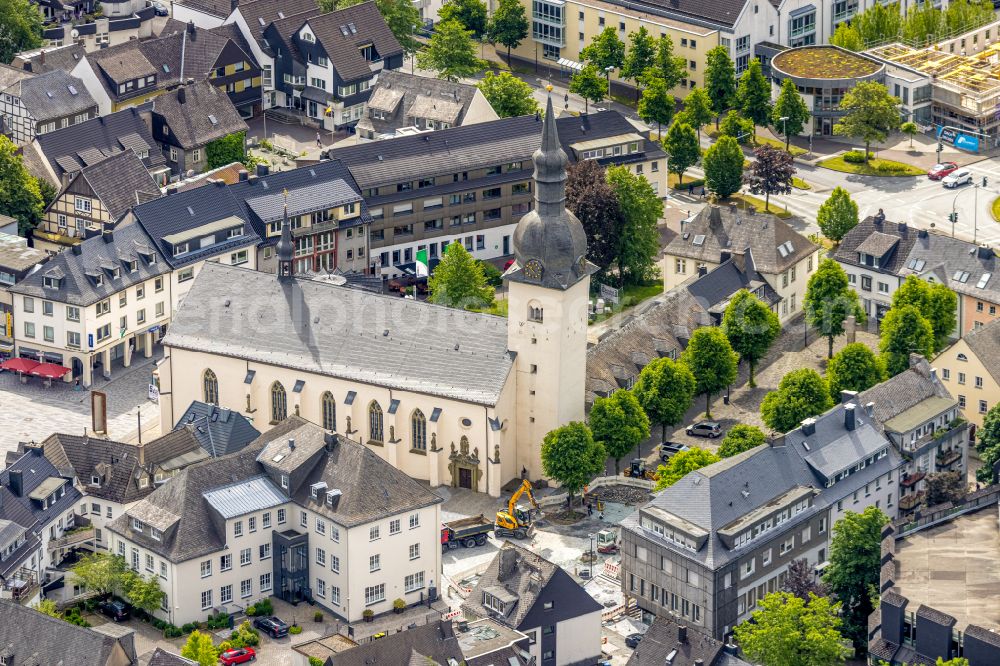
[276,188,294,279]
[532,93,568,221]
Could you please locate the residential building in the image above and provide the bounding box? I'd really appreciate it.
[870,490,1000,665]
[324,618,531,666]
[0,234,49,361]
[626,617,750,666]
[835,217,999,333]
[172,400,262,458]
[620,396,904,640]
[173,0,241,28]
[154,95,594,496]
[859,357,970,510]
[462,543,602,665]
[934,317,1000,430]
[684,249,781,325]
[24,107,171,189]
[0,446,83,605]
[355,70,499,141]
[39,0,159,53]
[148,81,250,176]
[71,21,262,117]
[8,223,172,385]
[0,66,97,145]
[34,149,162,253]
[107,417,444,626]
[0,599,135,665]
[10,44,87,75]
[326,109,665,276]
[148,648,197,666]
[662,204,822,324]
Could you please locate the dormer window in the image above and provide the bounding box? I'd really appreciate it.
[138,476,148,488]
[127,260,138,273]
[227,227,244,239]
[281,474,289,489]
[90,475,100,486]
[483,591,506,615]
[43,276,61,289]
[131,517,143,532]
[174,242,189,256]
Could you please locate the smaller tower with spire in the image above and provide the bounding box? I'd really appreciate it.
[276,188,294,279]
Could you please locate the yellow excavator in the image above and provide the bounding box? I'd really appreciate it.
[495,479,540,539]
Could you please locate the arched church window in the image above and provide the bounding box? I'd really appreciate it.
[369,401,384,443]
[321,392,336,431]
[270,381,287,423]
[203,369,219,405]
[411,409,427,451]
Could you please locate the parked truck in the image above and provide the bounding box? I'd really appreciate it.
[441,514,493,550]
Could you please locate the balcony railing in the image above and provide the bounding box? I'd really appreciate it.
[1,568,39,604]
[48,526,96,551]
[902,420,967,454]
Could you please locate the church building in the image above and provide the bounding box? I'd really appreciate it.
[155,95,595,496]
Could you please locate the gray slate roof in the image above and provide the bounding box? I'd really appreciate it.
[173,400,261,458]
[685,249,781,318]
[306,2,403,83]
[10,44,87,74]
[147,648,198,666]
[900,230,999,304]
[626,616,750,666]
[0,448,80,541]
[0,65,32,89]
[173,0,234,18]
[11,69,96,123]
[0,600,122,666]
[958,317,1000,386]
[234,0,319,45]
[858,356,953,426]
[164,262,514,405]
[610,0,750,28]
[834,217,918,276]
[357,70,483,137]
[0,234,47,273]
[663,204,819,276]
[76,149,162,221]
[151,80,249,149]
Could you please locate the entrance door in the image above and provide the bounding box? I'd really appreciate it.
[71,357,83,379]
[459,468,472,489]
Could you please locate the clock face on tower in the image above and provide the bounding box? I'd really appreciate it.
[523,259,543,281]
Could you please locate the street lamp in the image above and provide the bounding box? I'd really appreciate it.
[589,533,596,570]
[779,116,790,151]
[604,66,614,105]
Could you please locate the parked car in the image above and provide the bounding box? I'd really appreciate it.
[927,162,959,180]
[686,421,722,438]
[219,647,256,664]
[943,168,973,188]
[253,616,289,638]
[98,599,130,622]
[625,633,644,648]
[151,0,169,15]
[659,441,690,461]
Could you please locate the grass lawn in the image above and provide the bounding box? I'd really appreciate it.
[817,155,924,177]
[667,172,705,190]
[754,134,809,157]
[992,196,1000,222]
[589,282,664,324]
[468,299,509,317]
[792,177,811,190]
[719,194,793,218]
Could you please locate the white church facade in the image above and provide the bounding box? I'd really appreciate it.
[155,96,595,496]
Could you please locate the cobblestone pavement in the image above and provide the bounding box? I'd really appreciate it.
[0,350,162,460]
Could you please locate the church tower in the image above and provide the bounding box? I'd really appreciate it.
[276,189,294,279]
[506,94,595,482]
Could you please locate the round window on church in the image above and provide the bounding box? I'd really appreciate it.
[460,417,473,428]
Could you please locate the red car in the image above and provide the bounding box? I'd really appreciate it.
[928,162,959,180]
[219,647,256,664]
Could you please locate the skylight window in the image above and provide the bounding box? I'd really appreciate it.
[162,64,170,73]
[208,114,218,125]
[692,234,706,246]
[953,270,971,283]
[67,84,78,95]
[977,272,992,289]
[271,453,285,463]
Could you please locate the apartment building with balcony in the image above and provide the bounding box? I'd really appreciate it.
[326,109,665,276]
[620,396,903,641]
[107,417,443,626]
[35,149,162,253]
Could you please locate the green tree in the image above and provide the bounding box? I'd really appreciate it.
[704,46,737,127]
[834,81,901,164]
[632,357,697,441]
[975,403,1000,484]
[376,0,422,56]
[830,22,865,51]
[736,58,771,128]
[854,2,902,45]
[721,289,781,387]
[772,77,810,151]
[569,63,608,113]
[817,186,859,244]
[823,507,890,652]
[317,0,363,11]
[70,552,128,599]
[734,592,847,666]
[681,87,713,141]
[654,447,720,490]
[761,368,834,433]
[891,275,957,350]
[924,471,968,507]
[580,26,625,87]
[702,135,744,198]
[122,572,165,615]
[621,26,657,100]
[652,34,687,91]
[681,327,738,419]
[900,120,918,148]
[746,144,794,210]
[589,390,650,475]
[0,0,43,63]
[181,630,219,666]
[879,304,935,376]
[663,120,699,186]
[606,164,662,284]
[438,0,487,38]
[540,422,606,505]
[33,599,63,619]
[205,131,246,170]
[477,71,537,118]
[902,2,946,45]
[416,19,485,81]
[565,159,623,273]
[804,258,865,358]
[428,241,494,308]
[718,109,755,144]
[0,135,44,236]
[719,424,767,458]
[944,0,994,35]
[637,75,674,140]
[827,342,886,400]
[487,0,528,62]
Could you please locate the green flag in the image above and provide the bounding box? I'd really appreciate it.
[416,248,429,277]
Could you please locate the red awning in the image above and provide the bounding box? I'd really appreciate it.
[30,363,71,379]
[1,357,39,373]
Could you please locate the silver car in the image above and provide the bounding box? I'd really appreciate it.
[943,168,973,188]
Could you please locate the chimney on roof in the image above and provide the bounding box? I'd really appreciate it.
[918,228,928,238]
[8,469,22,497]
[256,164,269,177]
[840,389,858,405]
[39,49,45,66]
[865,401,876,418]
[288,438,295,450]
[677,625,687,643]
[897,222,907,233]
[214,178,225,187]
[324,431,338,452]
[978,245,993,260]
[71,244,82,255]
[102,229,114,243]
[800,418,816,436]
[697,265,708,277]
[930,367,938,381]
[844,403,856,431]
[720,250,731,264]
[498,547,519,581]
[694,661,704,666]
[238,169,248,182]
[187,20,196,36]
[177,85,186,104]
[166,186,178,195]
